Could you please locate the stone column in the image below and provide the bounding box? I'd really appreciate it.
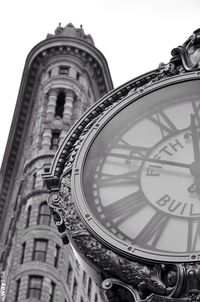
[73,97,82,121]
[63,90,74,125]
[60,125,70,145]
[41,128,51,150]
[46,89,57,121]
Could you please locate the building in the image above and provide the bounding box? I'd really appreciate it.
[0,23,113,302]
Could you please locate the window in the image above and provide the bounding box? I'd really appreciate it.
[5,231,9,245]
[38,202,51,226]
[43,166,50,188]
[0,252,5,264]
[26,206,31,228]
[87,277,92,301]
[72,279,78,302]
[32,239,48,262]
[32,172,37,189]
[50,131,60,150]
[59,66,69,75]
[20,242,26,264]
[15,279,20,302]
[55,91,65,118]
[49,282,56,302]
[76,259,80,270]
[48,69,52,78]
[54,244,60,268]
[67,263,73,289]
[76,72,81,81]
[82,271,87,288]
[27,276,43,299]
[44,166,50,173]
[94,293,98,302]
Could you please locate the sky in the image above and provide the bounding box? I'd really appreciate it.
[0,0,200,166]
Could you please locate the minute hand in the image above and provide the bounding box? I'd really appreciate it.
[109,153,190,169]
[190,113,200,161]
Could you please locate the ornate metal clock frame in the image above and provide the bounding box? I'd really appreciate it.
[45,29,200,302]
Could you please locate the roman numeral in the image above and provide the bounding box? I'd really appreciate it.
[99,171,139,187]
[192,101,200,127]
[187,220,200,252]
[135,212,169,249]
[103,190,146,225]
[149,110,178,138]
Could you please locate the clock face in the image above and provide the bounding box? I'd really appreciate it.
[73,78,200,262]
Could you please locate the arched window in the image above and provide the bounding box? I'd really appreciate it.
[26,206,31,228]
[37,202,51,226]
[55,91,65,118]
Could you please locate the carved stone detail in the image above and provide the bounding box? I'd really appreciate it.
[63,90,75,125]
[46,88,58,122]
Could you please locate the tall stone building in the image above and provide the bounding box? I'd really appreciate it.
[0,23,113,302]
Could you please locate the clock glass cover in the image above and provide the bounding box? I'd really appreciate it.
[73,78,200,262]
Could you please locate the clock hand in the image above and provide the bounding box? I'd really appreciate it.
[108,152,190,169]
[190,114,200,161]
[190,114,200,194]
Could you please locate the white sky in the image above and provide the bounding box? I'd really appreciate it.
[0,0,200,166]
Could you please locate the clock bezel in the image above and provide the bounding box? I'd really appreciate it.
[72,72,200,263]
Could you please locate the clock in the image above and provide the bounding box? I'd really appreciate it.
[72,75,200,263]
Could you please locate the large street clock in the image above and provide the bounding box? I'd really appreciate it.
[46,29,200,301]
[73,77,200,263]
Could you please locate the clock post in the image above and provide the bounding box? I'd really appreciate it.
[44,29,200,302]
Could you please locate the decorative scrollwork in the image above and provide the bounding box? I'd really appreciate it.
[47,191,66,233]
[102,278,139,302]
[50,175,177,300]
[171,28,200,71]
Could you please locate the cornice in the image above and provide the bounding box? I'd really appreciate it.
[42,75,89,97]
[0,34,113,230]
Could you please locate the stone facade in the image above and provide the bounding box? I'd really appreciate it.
[0,23,113,302]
